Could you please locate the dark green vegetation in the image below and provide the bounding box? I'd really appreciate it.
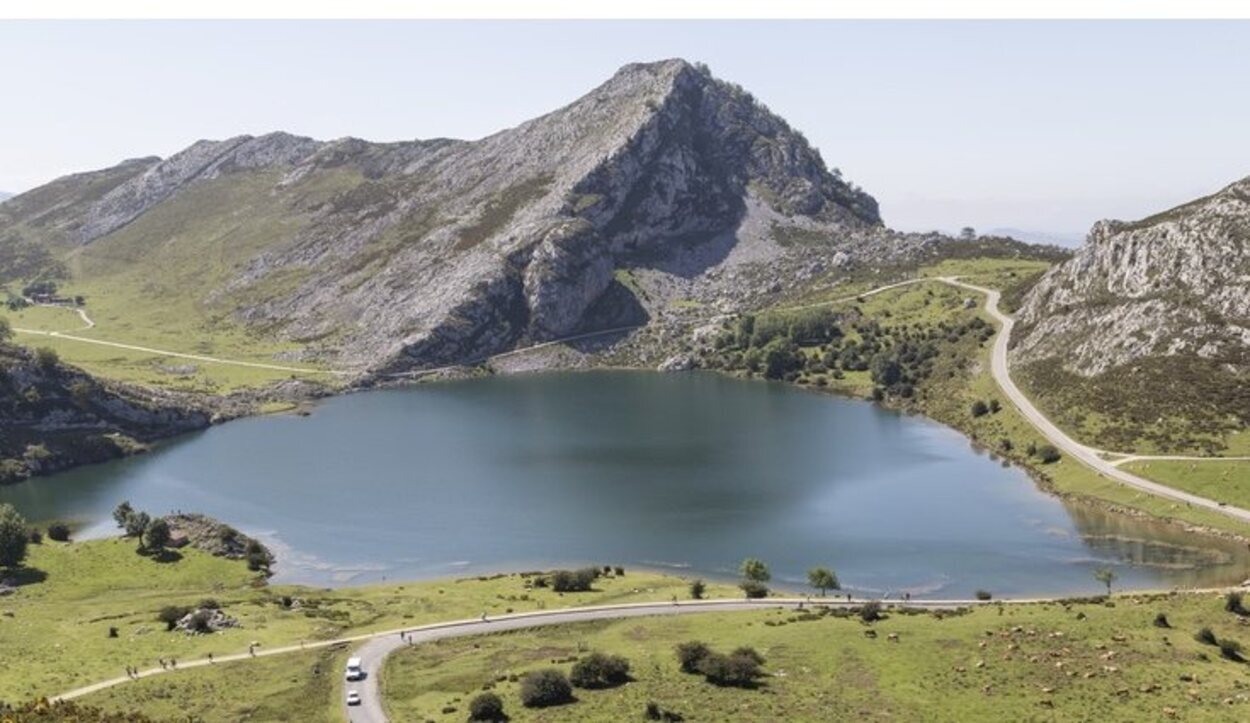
[1017,355,1250,455]
[0,699,157,723]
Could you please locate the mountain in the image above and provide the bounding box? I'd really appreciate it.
[1011,177,1249,451]
[987,227,1086,248]
[0,191,12,202]
[0,341,210,483]
[0,59,921,377]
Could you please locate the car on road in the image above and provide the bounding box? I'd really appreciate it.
[346,690,361,706]
[345,656,364,681]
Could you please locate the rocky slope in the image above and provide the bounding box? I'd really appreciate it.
[0,341,210,483]
[0,59,938,378]
[1014,177,1250,375]
[1012,177,1250,452]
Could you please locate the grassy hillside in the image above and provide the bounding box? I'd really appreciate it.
[376,593,1250,723]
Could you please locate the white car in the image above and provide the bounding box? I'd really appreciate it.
[346,690,361,706]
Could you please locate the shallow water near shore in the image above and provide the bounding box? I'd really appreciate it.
[5,371,1247,596]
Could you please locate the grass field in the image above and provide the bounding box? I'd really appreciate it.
[0,537,739,705]
[1124,461,1250,511]
[378,593,1250,722]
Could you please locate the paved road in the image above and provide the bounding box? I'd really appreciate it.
[941,277,1250,524]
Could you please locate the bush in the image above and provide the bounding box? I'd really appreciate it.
[0,502,30,569]
[1153,612,1171,628]
[1035,445,1061,464]
[550,568,597,593]
[698,648,764,688]
[614,566,624,576]
[975,589,992,601]
[1225,591,1247,615]
[675,641,711,673]
[739,580,769,599]
[519,669,573,708]
[467,691,505,721]
[970,400,989,417]
[46,522,71,542]
[157,605,190,631]
[569,652,630,689]
[198,598,220,610]
[28,528,43,544]
[35,346,60,370]
[689,579,706,600]
[859,600,884,623]
[1219,638,1243,661]
[1196,627,1218,645]
[186,610,213,634]
[988,399,1002,413]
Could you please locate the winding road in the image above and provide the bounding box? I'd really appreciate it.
[941,278,1250,524]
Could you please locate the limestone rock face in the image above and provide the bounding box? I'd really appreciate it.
[1014,177,1250,375]
[2,59,928,377]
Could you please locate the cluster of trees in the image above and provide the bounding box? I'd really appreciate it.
[675,641,766,688]
[735,558,840,599]
[707,307,993,401]
[111,501,171,555]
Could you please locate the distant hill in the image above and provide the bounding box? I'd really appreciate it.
[987,227,1086,248]
[0,191,13,202]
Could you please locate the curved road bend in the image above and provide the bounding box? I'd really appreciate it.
[940,277,1250,524]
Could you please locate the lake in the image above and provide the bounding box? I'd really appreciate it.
[3,371,1246,597]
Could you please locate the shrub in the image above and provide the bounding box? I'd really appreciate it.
[569,652,631,689]
[1035,445,1061,464]
[519,669,573,708]
[970,400,989,417]
[859,600,884,623]
[157,606,190,631]
[550,568,597,593]
[1153,612,1171,628]
[614,566,624,576]
[1225,591,1247,615]
[467,691,505,721]
[0,502,30,569]
[1218,638,1243,661]
[246,551,270,572]
[975,589,992,601]
[675,641,711,673]
[186,610,213,634]
[1196,627,1217,645]
[739,580,769,599]
[698,648,764,688]
[46,522,71,542]
[689,579,706,600]
[28,528,43,544]
[35,346,60,370]
[988,399,1002,413]
[198,598,221,610]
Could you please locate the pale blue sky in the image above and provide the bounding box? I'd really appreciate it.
[2,20,1247,235]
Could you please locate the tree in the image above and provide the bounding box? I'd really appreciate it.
[970,400,989,417]
[570,652,631,689]
[807,567,839,597]
[1093,567,1117,595]
[869,354,902,387]
[550,568,597,592]
[112,501,134,530]
[34,346,59,370]
[519,669,573,708]
[1035,444,1061,464]
[859,600,884,623]
[144,517,171,553]
[468,692,506,722]
[0,316,11,342]
[46,521,71,542]
[0,502,29,569]
[689,578,706,600]
[699,647,765,688]
[959,226,976,241]
[125,511,151,549]
[740,558,770,583]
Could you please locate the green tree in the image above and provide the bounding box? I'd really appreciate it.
[689,578,706,600]
[807,567,839,596]
[112,501,134,530]
[0,316,12,342]
[144,517,171,553]
[570,652,631,689]
[125,511,151,549]
[0,502,29,569]
[970,400,989,417]
[740,558,770,583]
[1093,567,1117,595]
[1035,444,1061,464]
[519,669,573,708]
[34,346,59,370]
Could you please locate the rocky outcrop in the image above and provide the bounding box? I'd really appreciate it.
[1014,177,1250,375]
[0,343,210,483]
